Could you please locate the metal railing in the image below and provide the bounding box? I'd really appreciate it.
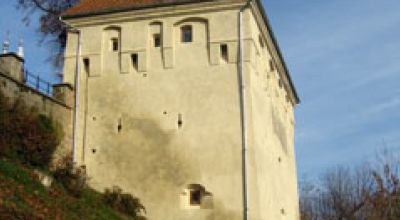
[23,70,53,96]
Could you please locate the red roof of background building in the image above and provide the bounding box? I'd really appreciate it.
[63,0,208,17]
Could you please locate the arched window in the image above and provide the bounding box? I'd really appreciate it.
[181,25,193,43]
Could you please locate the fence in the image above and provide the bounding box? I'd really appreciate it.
[23,70,53,96]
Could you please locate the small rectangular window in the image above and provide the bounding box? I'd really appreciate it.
[190,190,201,205]
[220,44,228,62]
[83,58,90,74]
[111,38,119,51]
[153,34,161,47]
[181,25,192,43]
[131,54,138,71]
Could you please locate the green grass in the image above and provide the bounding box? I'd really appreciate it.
[0,159,131,220]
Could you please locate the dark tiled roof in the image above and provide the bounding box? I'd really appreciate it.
[63,0,211,18]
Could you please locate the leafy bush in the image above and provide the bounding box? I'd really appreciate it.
[53,155,87,197]
[0,91,61,168]
[103,186,146,220]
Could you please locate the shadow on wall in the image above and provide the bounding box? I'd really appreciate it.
[91,115,200,198]
[272,107,288,155]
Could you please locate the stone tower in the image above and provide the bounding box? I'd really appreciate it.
[61,0,300,219]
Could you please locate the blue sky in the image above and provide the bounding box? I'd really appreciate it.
[264,0,400,179]
[1,1,399,181]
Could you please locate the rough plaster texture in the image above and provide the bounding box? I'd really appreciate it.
[62,0,299,219]
[0,55,74,165]
[0,54,24,82]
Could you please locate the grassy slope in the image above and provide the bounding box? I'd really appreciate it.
[0,159,129,220]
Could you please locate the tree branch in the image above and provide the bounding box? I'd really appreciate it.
[31,0,58,14]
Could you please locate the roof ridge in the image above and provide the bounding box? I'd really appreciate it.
[63,0,214,18]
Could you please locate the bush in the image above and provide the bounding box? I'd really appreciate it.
[103,186,146,219]
[53,155,87,197]
[0,91,61,168]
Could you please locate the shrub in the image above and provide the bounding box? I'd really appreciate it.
[103,186,146,219]
[53,155,87,197]
[0,91,61,168]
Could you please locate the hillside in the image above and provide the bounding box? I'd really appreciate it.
[0,159,138,220]
[0,89,146,220]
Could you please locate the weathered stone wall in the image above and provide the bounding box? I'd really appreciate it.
[0,54,73,166]
[245,5,300,220]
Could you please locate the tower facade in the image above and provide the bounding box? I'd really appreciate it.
[62,0,300,219]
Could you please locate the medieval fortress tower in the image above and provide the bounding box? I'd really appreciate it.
[59,0,300,219]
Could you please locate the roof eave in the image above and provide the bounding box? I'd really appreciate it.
[255,0,300,104]
[61,0,300,104]
[62,0,214,19]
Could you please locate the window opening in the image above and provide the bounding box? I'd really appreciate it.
[259,35,265,48]
[117,118,122,133]
[269,59,275,72]
[153,34,161,47]
[190,189,202,205]
[111,38,119,51]
[178,114,183,128]
[83,58,90,75]
[181,25,193,43]
[131,54,138,71]
[220,44,228,62]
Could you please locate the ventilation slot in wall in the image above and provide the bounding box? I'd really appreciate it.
[83,58,90,75]
[117,118,122,133]
[259,35,265,48]
[178,114,183,129]
[220,44,228,63]
[131,54,138,72]
[269,59,275,72]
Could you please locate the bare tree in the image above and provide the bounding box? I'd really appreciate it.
[299,175,320,220]
[299,149,400,220]
[16,0,79,68]
[364,149,400,220]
